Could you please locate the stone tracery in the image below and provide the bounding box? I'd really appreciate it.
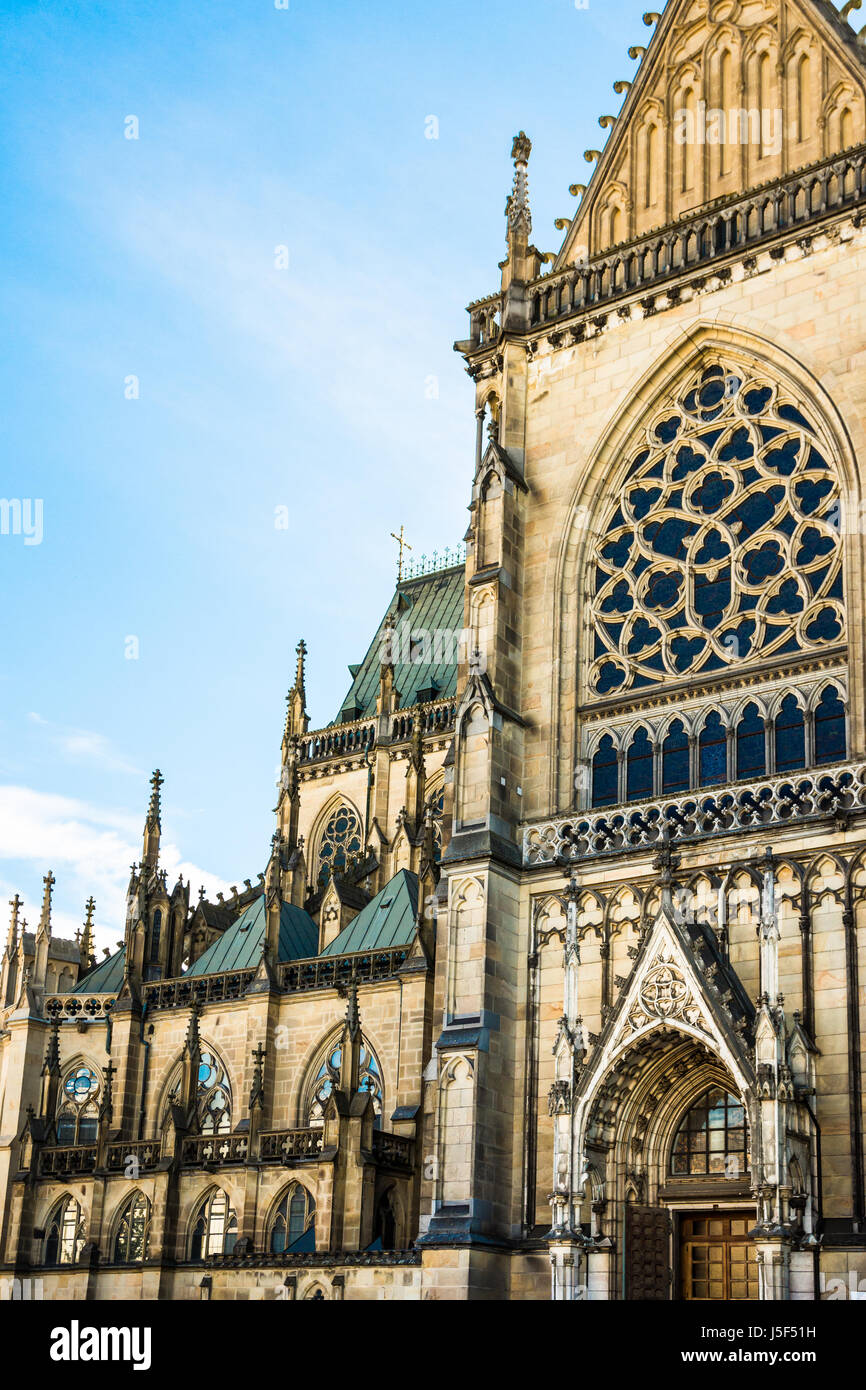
[589,364,844,697]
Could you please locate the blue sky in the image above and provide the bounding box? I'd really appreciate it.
[0,0,649,950]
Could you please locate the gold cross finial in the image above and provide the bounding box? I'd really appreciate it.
[390,526,413,581]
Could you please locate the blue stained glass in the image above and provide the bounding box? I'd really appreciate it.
[662,720,690,794]
[736,703,766,777]
[699,713,727,786]
[775,695,805,772]
[592,734,618,808]
[626,728,653,801]
[814,686,846,764]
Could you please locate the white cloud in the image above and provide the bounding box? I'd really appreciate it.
[0,785,234,956]
[27,712,142,776]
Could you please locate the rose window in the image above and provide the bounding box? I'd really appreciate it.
[589,365,843,696]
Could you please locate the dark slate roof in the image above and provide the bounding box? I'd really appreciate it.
[336,565,465,721]
[73,945,126,993]
[186,895,319,976]
[319,870,418,957]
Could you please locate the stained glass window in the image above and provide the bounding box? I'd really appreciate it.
[662,719,689,794]
[592,734,619,807]
[198,1051,231,1135]
[736,702,766,778]
[307,1038,383,1128]
[113,1193,151,1264]
[589,365,843,696]
[317,803,363,885]
[189,1189,237,1261]
[699,712,727,787]
[775,694,806,772]
[626,727,653,802]
[814,685,846,764]
[270,1184,316,1253]
[57,1067,100,1145]
[671,1087,749,1177]
[44,1197,85,1266]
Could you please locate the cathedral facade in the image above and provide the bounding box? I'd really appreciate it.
[3,0,866,1300]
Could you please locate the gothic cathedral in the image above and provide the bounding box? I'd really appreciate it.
[3,0,866,1301]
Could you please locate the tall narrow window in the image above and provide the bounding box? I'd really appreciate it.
[189,1190,237,1261]
[699,712,728,787]
[149,909,162,964]
[44,1197,85,1266]
[592,734,619,808]
[814,685,846,764]
[626,727,653,802]
[113,1193,151,1264]
[758,53,772,158]
[775,694,806,772]
[736,702,766,778]
[662,719,690,794]
[719,51,733,176]
[682,88,697,191]
[841,107,855,148]
[270,1184,316,1254]
[644,124,658,207]
[796,54,810,143]
[609,205,622,245]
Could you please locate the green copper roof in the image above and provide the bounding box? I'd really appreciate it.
[73,945,126,993]
[337,565,465,721]
[186,895,319,976]
[320,870,418,956]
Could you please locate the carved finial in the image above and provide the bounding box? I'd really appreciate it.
[569,183,587,198]
[6,894,21,951]
[80,897,96,973]
[643,11,662,25]
[598,115,616,130]
[841,0,862,20]
[38,872,55,937]
[42,1019,61,1077]
[584,149,603,164]
[506,131,533,237]
[554,217,572,231]
[185,998,202,1053]
[613,80,632,95]
[147,770,163,827]
[628,45,647,59]
[250,1041,266,1111]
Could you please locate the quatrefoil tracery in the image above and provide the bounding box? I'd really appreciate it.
[589,365,844,696]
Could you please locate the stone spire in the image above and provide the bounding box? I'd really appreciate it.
[6,894,20,954]
[284,639,309,743]
[40,1019,63,1122]
[405,707,427,832]
[142,770,163,869]
[37,872,54,939]
[79,897,96,976]
[506,130,533,241]
[339,968,362,1097]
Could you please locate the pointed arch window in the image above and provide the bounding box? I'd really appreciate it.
[626,727,653,802]
[775,694,806,772]
[57,1066,100,1145]
[44,1197,85,1266]
[270,1184,316,1254]
[587,365,843,698]
[671,1087,749,1177]
[113,1193,151,1264]
[149,909,162,965]
[306,1037,383,1129]
[814,685,846,764]
[699,712,727,787]
[662,719,690,795]
[316,802,363,886]
[591,734,618,808]
[189,1189,237,1261]
[198,1050,231,1134]
[736,702,766,778]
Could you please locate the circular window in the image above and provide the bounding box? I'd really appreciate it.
[63,1067,99,1103]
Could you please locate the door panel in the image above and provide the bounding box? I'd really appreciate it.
[680,1212,759,1300]
[626,1204,672,1300]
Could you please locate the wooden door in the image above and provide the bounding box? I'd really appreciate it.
[626,1204,672,1300]
[680,1212,759,1300]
